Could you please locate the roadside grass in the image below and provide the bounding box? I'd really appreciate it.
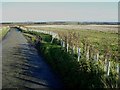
[22,30,52,42]
[37,42,106,88]
[0,27,10,41]
[22,30,116,89]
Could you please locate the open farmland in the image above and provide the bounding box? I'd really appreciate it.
[19,24,119,88]
[26,24,118,33]
[25,24,118,55]
[2,1,119,89]
[1,24,119,89]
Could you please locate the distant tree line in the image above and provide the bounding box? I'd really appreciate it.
[1,21,119,25]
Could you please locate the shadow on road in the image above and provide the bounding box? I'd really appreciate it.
[2,28,62,90]
[4,44,62,90]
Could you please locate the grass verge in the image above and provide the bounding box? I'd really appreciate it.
[22,30,119,89]
[0,27,10,41]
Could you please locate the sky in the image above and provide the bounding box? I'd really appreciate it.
[1,2,119,22]
[1,0,120,2]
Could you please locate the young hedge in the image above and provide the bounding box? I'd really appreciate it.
[36,42,105,89]
[23,30,118,89]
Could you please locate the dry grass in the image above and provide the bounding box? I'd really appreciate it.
[26,25,118,33]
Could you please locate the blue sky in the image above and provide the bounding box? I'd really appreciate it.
[1,2,118,22]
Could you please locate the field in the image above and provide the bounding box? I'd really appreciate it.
[21,24,119,88]
[26,24,118,33]
[26,24,118,56]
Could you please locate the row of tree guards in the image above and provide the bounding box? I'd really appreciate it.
[20,26,119,77]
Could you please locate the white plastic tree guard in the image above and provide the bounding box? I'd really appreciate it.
[96,52,99,61]
[86,51,89,60]
[60,39,63,46]
[104,59,107,72]
[107,61,111,76]
[72,46,75,54]
[67,43,69,52]
[62,41,65,48]
[78,48,81,62]
[94,52,99,62]
[117,63,119,74]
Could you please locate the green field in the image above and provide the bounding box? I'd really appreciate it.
[27,26,118,60]
[22,25,119,88]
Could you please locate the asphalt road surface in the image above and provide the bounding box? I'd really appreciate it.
[2,27,62,90]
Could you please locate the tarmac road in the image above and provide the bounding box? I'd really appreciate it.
[2,27,62,90]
